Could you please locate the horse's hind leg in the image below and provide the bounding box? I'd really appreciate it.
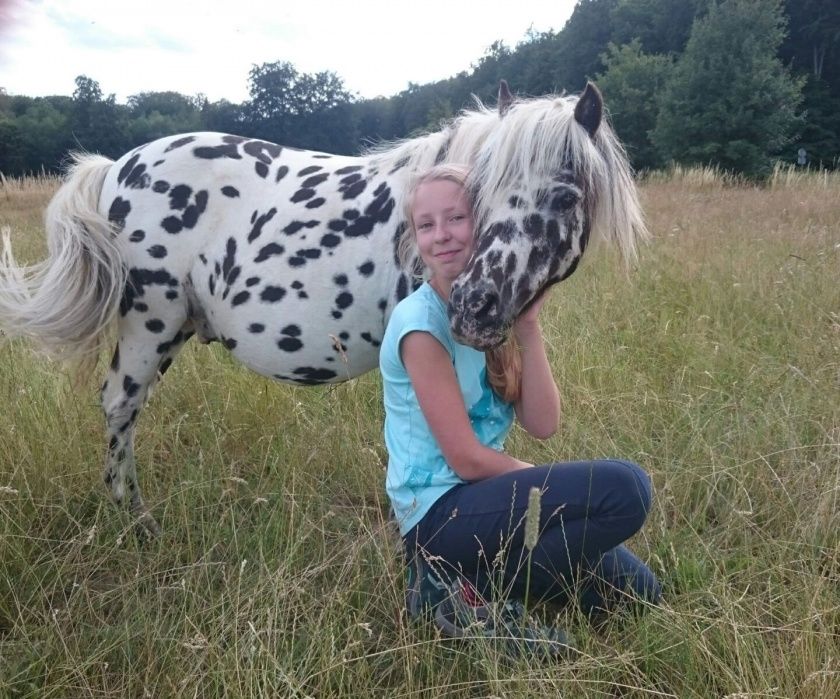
[100,305,190,536]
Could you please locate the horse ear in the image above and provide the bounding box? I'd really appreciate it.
[498,80,514,116]
[574,82,603,138]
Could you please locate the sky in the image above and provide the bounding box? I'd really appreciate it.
[0,0,578,104]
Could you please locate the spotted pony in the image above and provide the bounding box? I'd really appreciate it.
[0,82,646,534]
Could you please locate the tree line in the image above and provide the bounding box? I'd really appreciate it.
[0,0,837,179]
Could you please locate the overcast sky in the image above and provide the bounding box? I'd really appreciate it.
[0,0,578,103]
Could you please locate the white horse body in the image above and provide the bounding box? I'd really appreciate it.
[101,136,407,382]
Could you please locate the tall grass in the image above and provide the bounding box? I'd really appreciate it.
[0,169,838,697]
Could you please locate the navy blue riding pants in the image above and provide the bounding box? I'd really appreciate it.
[404,459,661,614]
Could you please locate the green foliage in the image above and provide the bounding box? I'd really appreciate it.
[610,0,706,55]
[596,40,674,170]
[244,61,356,153]
[653,0,804,178]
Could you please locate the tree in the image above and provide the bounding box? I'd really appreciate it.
[126,91,202,145]
[243,61,353,149]
[596,40,674,170]
[70,75,129,156]
[653,0,804,177]
[610,0,707,56]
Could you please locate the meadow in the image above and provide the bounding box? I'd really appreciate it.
[0,166,838,698]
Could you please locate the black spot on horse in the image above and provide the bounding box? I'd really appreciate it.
[255,162,269,178]
[108,197,131,231]
[509,195,525,209]
[275,166,289,183]
[117,154,140,185]
[523,213,545,239]
[260,286,286,302]
[147,245,167,259]
[388,155,410,174]
[277,337,303,352]
[292,367,337,384]
[248,208,278,243]
[146,319,165,333]
[281,324,301,336]
[396,274,408,301]
[344,209,360,220]
[306,197,326,209]
[120,267,179,316]
[320,233,341,248]
[255,243,285,263]
[231,291,250,306]
[221,185,240,198]
[291,188,316,203]
[249,323,265,333]
[162,217,183,234]
[303,173,329,188]
[341,178,367,200]
[291,281,304,289]
[246,276,260,287]
[328,219,347,232]
[129,230,145,242]
[153,180,170,194]
[110,347,120,371]
[345,216,374,238]
[165,289,178,300]
[504,251,517,276]
[288,248,321,267]
[283,220,319,236]
[335,165,362,175]
[360,332,381,347]
[159,357,173,375]
[165,135,196,152]
[193,143,241,159]
[333,274,348,286]
[156,330,185,355]
[358,260,375,277]
[169,185,192,211]
[123,375,140,398]
[339,331,350,340]
[244,140,282,163]
[298,166,322,176]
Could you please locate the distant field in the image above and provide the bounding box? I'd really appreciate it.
[1,168,838,697]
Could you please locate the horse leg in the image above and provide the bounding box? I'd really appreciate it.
[100,305,191,536]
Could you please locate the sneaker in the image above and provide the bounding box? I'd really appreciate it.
[405,556,486,621]
[434,595,574,660]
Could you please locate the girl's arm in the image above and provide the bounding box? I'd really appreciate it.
[401,331,532,482]
[513,293,562,439]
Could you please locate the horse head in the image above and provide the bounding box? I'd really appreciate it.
[448,81,646,350]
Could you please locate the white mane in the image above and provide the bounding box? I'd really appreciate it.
[365,93,648,262]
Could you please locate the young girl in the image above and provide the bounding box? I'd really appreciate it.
[379,164,660,651]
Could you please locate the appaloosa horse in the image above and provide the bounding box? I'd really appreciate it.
[0,82,646,534]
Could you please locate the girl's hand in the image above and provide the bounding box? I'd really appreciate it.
[514,288,551,337]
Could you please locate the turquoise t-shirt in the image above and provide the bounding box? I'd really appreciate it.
[380,282,514,535]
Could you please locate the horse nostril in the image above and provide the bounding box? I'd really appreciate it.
[474,293,498,321]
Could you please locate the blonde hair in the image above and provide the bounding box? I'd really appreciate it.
[400,164,522,403]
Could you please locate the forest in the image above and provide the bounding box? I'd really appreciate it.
[1,0,838,178]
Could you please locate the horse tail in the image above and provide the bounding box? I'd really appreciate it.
[0,153,125,377]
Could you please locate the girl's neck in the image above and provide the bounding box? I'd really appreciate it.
[429,276,451,301]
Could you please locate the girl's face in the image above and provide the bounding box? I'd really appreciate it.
[411,179,474,290]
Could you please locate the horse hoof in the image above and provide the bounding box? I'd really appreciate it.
[134,511,162,538]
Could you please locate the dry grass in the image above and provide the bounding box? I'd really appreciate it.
[0,168,838,697]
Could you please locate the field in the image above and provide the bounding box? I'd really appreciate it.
[0,167,838,698]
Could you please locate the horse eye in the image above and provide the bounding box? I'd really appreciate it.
[550,189,579,212]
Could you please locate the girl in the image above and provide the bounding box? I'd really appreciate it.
[379,164,660,652]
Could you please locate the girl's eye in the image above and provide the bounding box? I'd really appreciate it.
[417,222,432,230]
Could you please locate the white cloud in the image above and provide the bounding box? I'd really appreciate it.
[0,0,577,102]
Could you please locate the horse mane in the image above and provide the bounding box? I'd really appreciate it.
[365,92,648,263]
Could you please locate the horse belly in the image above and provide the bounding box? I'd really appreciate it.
[191,252,389,384]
